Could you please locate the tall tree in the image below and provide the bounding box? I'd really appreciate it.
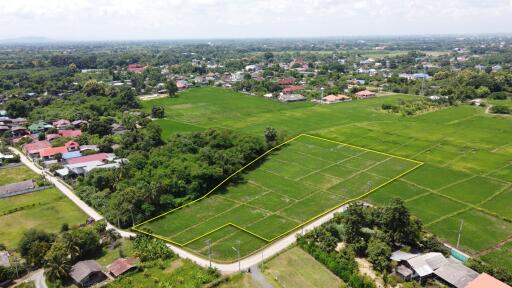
[167,80,178,97]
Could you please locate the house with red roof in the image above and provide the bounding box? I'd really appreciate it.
[65,141,80,152]
[52,119,71,129]
[59,130,82,138]
[355,90,376,98]
[39,141,80,160]
[106,258,137,278]
[282,86,304,95]
[46,133,61,141]
[127,64,145,73]
[23,140,52,158]
[176,80,188,91]
[66,153,113,165]
[278,78,295,86]
[40,146,69,160]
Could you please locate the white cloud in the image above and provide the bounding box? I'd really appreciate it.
[0,0,510,40]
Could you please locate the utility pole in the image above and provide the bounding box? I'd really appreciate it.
[456,220,464,249]
[205,239,212,267]
[130,208,135,227]
[421,66,427,96]
[232,240,241,272]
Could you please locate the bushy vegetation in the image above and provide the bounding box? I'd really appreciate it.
[132,236,173,262]
[76,128,265,227]
[381,98,449,116]
[298,198,450,286]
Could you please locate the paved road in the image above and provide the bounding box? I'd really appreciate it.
[166,204,349,272]
[10,146,350,272]
[250,265,273,288]
[29,269,47,288]
[9,147,135,238]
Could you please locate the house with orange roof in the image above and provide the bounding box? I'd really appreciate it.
[355,90,376,98]
[465,273,511,288]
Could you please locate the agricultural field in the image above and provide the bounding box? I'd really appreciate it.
[136,134,420,261]
[143,87,512,267]
[0,187,87,249]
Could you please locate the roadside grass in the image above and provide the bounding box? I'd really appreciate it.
[137,134,418,261]
[105,258,219,288]
[0,165,40,186]
[96,239,135,266]
[217,273,260,288]
[0,188,87,249]
[262,246,343,288]
[143,87,512,261]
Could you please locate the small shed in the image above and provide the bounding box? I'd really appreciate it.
[70,260,106,287]
[106,258,137,278]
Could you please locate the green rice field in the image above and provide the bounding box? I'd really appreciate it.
[136,134,420,261]
[142,87,512,266]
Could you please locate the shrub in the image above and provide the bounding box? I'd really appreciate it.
[490,105,511,114]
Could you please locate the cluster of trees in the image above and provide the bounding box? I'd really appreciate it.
[16,221,116,284]
[5,84,140,120]
[382,98,451,116]
[297,237,375,288]
[76,128,266,228]
[299,198,449,285]
[132,236,173,262]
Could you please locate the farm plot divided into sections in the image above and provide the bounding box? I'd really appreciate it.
[133,134,422,261]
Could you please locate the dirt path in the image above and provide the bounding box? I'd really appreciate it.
[355,258,384,288]
[139,94,168,101]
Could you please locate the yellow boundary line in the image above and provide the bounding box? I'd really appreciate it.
[132,133,424,248]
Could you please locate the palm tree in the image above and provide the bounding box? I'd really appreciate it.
[44,242,71,282]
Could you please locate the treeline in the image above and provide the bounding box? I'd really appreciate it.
[76,129,266,228]
[5,83,140,120]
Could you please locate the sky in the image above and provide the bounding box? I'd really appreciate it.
[0,0,512,41]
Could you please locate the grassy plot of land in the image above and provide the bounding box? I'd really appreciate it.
[0,165,41,186]
[137,134,419,261]
[262,246,343,288]
[0,188,87,248]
